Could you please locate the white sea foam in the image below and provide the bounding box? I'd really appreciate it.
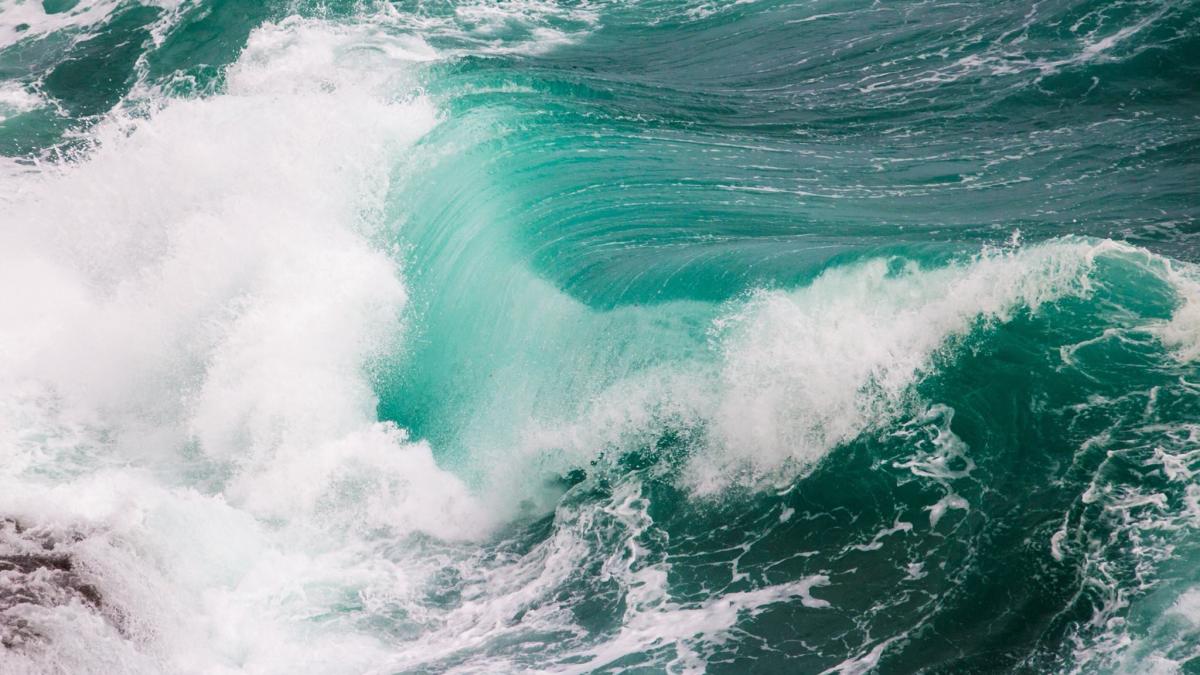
[0,0,188,50]
[0,16,495,672]
[0,6,609,669]
[507,239,1135,496]
[821,636,902,675]
[0,82,43,122]
[701,241,1118,485]
[1151,261,1200,363]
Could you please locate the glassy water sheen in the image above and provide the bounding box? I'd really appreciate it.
[0,0,1198,672]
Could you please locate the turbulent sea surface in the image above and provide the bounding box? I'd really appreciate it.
[1,0,1199,672]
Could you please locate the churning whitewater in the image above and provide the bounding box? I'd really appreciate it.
[1,0,1199,673]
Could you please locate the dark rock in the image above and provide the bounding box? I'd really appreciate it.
[0,518,109,650]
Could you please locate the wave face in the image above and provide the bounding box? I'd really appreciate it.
[1,0,1199,672]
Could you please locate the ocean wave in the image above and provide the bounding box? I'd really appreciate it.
[0,0,1197,672]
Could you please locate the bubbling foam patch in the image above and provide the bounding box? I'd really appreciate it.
[0,0,187,51]
[0,83,43,123]
[0,15,485,529]
[694,239,1114,490]
[0,15,493,671]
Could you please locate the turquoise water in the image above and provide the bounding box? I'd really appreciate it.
[1,0,1198,672]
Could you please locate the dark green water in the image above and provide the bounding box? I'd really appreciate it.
[1,0,1198,673]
